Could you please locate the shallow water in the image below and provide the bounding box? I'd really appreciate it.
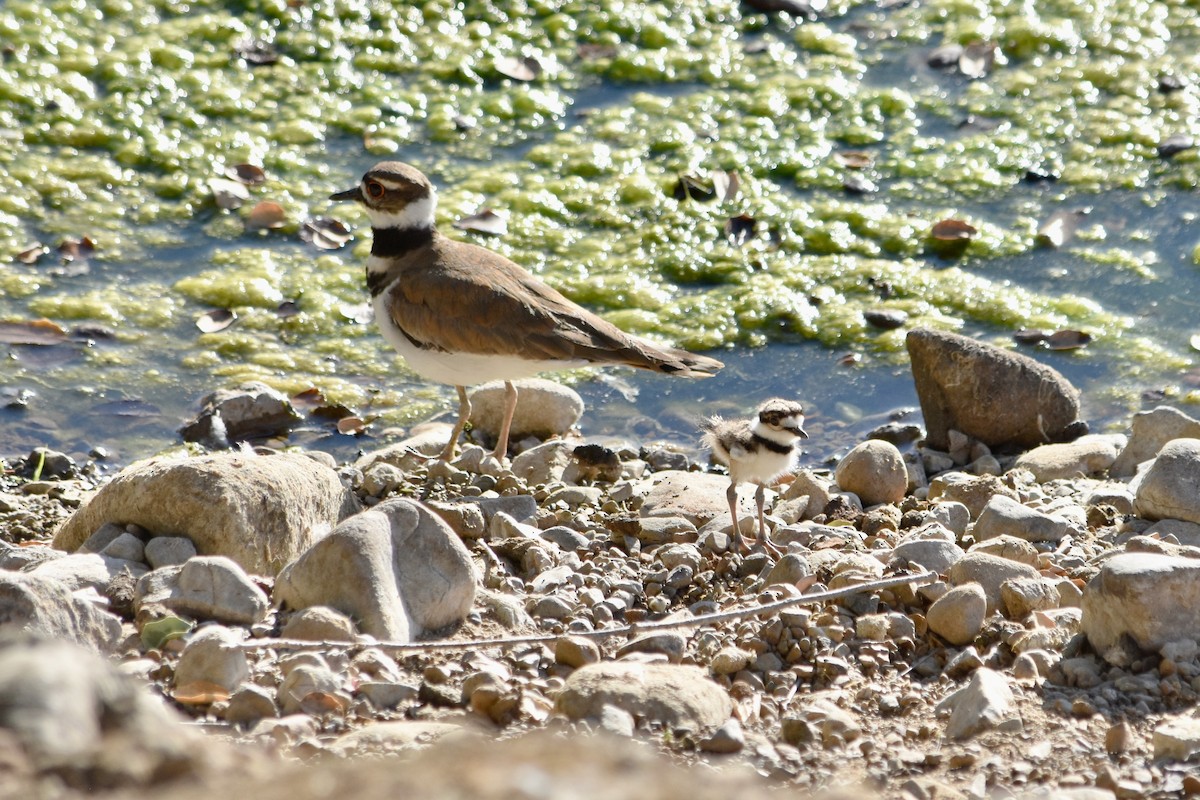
[0,0,1198,469]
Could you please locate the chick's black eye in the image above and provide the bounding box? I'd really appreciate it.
[366,180,384,198]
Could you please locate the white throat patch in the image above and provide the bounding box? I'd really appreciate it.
[366,192,436,230]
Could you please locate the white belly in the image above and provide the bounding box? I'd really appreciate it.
[727,447,799,485]
[372,293,585,386]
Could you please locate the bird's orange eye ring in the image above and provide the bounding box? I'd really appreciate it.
[365,180,384,198]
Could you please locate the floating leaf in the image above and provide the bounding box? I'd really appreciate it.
[1044,330,1093,350]
[246,201,286,230]
[1022,162,1060,183]
[672,174,715,202]
[277,300,302,318]
[724,214,756,246]
[0,319,69,345]
[209,178,249,210]
[842,174,877,194]
[1013,328,1048,345]
[927,43,963,68]
[196,308,237,333]
[15,243,47,264]
[930,219,978,241]
[301,217,352,249]
[672,170,739,203]
[710,169,740,203]
[336,416,367,435]
[453,208,508,236]
[837,352,862,367]
[1158,134,1195,159]
[495,55,542,81]
[1036,209,1089,249]
[174,681,231,705]
[577,43,618,61]
[57,237,95,263]
[863,309,908,330]
[959,41,997,79]
[340,303,373,324]
[225,163,266,185]
[140,615,193,650]
[235,39,278,66]
[1159,74,1188,93]
[291,387,326,411]
[835,151,874,169]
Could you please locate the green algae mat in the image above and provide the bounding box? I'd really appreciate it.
[1,0,1198,458]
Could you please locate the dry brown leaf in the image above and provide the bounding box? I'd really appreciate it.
[724,214,756,246]
[0,319,69,345]
[496,55,542,81]
[226,163,266,185]
[209,178,250,210]
[15,243,47,264]
[1036,209,1089,248]
[930,219,978,241]
[336,416,366,435]
[246,201,286,230]
[959,41,997,79]
[196,309,236,333]
[301,217,353,249]
[1044,329,1092,350]
[453,209,508,236]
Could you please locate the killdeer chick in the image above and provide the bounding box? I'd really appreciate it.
[331,161,724,462]
[701,398,808,554]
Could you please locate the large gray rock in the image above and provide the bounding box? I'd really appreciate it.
[891,537,965,575]
[274,498,477,642]
[972,494,1070,543]
[1011,436,1123,482]
[1111,406,1200,478]
[555,662,731,733]
[1082,552,1200,663]
[834,440,907,506]
[0,572,122,653]
[926,583,987,645]
[641,471,759,527]
[53,451,359,575]
[174,625,251,692]
[948,552,1041,614]
[468,378,583,442]
[136,556,270,625]
[179,381,302,447]
[906,329,1083,450]
[28,552,148,593]
[937,667,1020,740]
[0,635,215,787]
[1133,438,1200,525]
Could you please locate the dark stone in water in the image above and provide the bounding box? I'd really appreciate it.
[905,328,1084,451]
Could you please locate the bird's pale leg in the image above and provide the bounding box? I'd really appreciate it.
[441,385,471,462]
[492,380,518,461]
[754,484,782,556]
[726,481,745,554]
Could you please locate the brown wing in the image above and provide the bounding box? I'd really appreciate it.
[386,236,723,376]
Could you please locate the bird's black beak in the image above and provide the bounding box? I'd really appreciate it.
[329,186,362,202]
[788,424,809,439]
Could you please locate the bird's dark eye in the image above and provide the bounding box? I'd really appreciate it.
[365,180,384,199]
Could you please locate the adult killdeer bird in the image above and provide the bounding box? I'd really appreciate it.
[331,161,724,461]
[701,398,808,554]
